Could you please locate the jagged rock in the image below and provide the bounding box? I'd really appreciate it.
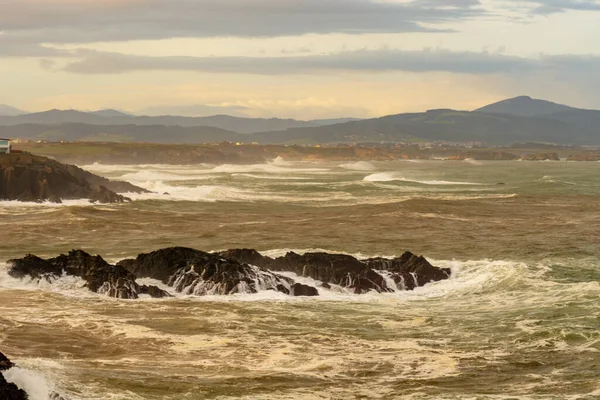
[365,251,451,290]
[119,247,293,296]
[8,248,450,299]
[267,252,390,294]
[7,250,169,299]
[0,352,28,400]
[139,285,172,298]
[291,283,319,297]
[0,152,144,203]
[220,249,450,293]
[0,352,14,371]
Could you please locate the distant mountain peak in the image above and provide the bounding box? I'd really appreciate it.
[90,109,131,118]
[475,96,577,117]
[0,104,28,116]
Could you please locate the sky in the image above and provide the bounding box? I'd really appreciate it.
[1,0,600,119]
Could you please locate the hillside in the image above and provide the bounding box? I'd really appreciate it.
[474,96,578,117]
[0,123,243,144]
[1,97,598,145]
[0,105,27,116]
[0,110,320,133]
[251,109,598,145]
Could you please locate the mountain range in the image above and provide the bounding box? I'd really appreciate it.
[1,96,599,145]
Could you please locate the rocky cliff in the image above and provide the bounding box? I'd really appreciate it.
[0,152,147,203]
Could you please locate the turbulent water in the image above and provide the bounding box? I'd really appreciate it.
[1,158,599,399]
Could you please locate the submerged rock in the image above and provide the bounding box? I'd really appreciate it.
[7,250,170,299]
[0,352,28,400]
[0,152,145,203]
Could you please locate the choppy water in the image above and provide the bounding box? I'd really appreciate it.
[1,158,599,399]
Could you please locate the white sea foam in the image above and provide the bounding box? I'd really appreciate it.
[339,161,376,171]
[0,199,96,211]
[124,184,244,202]
[119,170,214,182]
[211,163,328,174]
[232,173,310,180]
[0,264,96,298]
[3,366,54,400]
[463,158,483,165]
[363,172,479,185]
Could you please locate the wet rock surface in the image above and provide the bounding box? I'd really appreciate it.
[218,248,450,293]
[9,247,450,298]
[0,152,146,203]
[7,250,170,299]
[0,352,28,400]
[119,247,294,295]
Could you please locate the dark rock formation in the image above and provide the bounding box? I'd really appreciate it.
[0,152,145,203]
[118,247,293,295]
[139,285,172,298]
[521,152,560,161]
[291,283,319,297]
[364,252,451,290]
[448,151,520,161]
[0,352,28,400]
[7,250,170,299]
[8,247,450,298]
[217,248,450,293]
[0,352,14,371]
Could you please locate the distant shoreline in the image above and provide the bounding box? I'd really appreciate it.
[13,141,600,165]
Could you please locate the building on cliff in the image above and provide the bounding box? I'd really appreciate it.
[0,138,11,154]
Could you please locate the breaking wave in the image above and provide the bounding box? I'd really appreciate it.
[339,161,376,171]
[363,172,479,185]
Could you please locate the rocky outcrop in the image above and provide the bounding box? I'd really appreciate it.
[290,283,319,296]
[567,152,600,162]
[118,247,294,296]
[521,152,560,161]
[0,152,145,203]
[448,151,520,161]
[9,247,450,298]
[7,250,170,299]
[0,352,28,400]
[364,252,450,290]
[217,248,450,293]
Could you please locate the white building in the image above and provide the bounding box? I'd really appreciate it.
[0,138,11,154]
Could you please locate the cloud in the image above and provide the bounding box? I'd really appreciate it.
[0,0,483,47]
[518,0,600,14]
[61,48,549,75]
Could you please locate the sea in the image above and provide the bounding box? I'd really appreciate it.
[1,157,599,399]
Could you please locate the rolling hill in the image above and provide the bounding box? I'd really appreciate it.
[1,97,598,145]
[474,96,579,117]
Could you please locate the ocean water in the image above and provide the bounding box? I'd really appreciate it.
[1,159,599,399]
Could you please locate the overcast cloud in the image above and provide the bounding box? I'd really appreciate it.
[520,0,600,14]
[0,0,484,46]
[61,48,599,77]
